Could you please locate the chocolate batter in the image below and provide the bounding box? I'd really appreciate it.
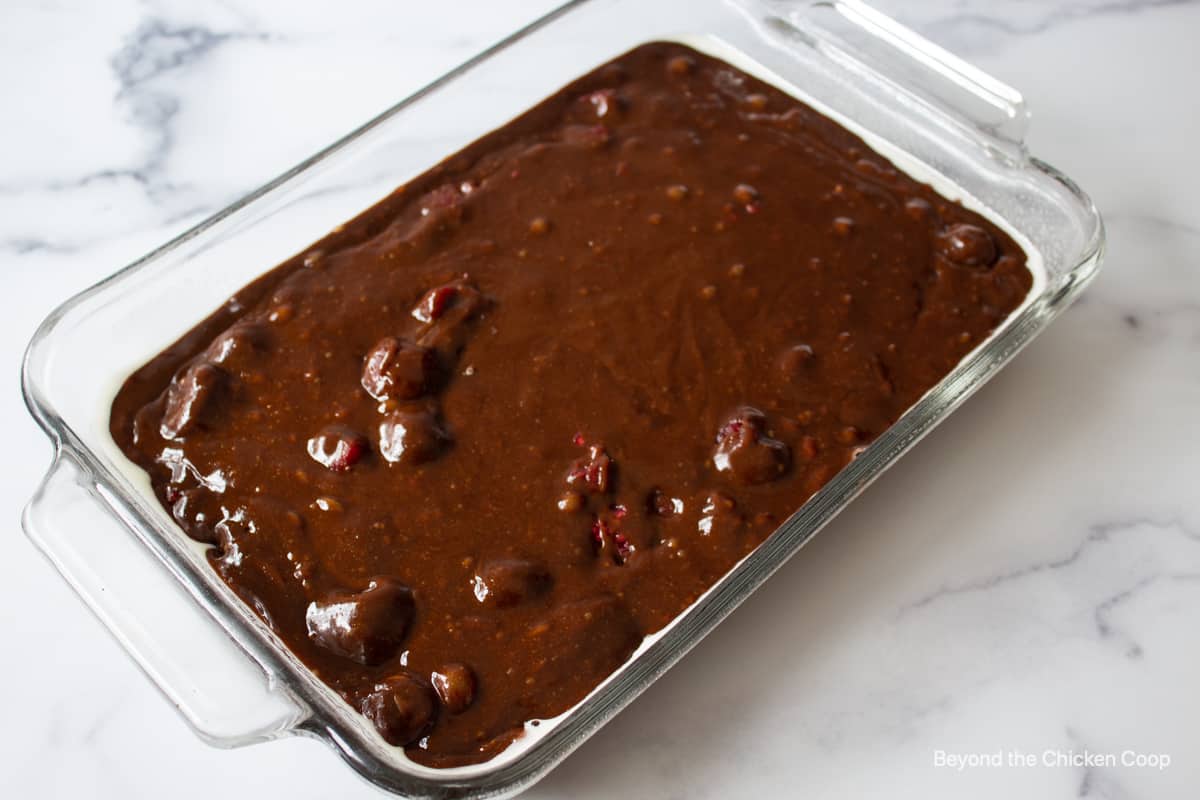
[110,42,1031,766]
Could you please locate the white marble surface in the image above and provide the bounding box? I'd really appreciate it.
[4,1,1199,797]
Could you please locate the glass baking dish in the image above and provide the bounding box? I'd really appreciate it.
[20,0,1103,796]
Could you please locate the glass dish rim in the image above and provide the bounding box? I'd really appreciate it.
[20,1,1105,796]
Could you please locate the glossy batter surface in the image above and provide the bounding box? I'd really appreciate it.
[110,42,1032,766]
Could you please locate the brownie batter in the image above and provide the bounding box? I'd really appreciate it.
[110,42,1032,766]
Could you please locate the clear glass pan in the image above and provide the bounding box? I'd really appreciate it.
[21,0,1103,797]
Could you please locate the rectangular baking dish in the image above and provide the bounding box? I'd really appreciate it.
[21,0,1103,797]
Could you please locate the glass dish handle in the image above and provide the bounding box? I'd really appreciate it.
[22,452,308,746]
[754,0,1030,159]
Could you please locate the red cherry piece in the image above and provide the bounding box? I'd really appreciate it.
[591,516,607,548]
[713,406,791,485]
[647,489,681,517]
[565,444,613,494]
[412,285,459,323]
[591,515,636,565]
[612,532,634,564]
[307,425,367,472]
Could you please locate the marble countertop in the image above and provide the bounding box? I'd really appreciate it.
[4,1,1198,798]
